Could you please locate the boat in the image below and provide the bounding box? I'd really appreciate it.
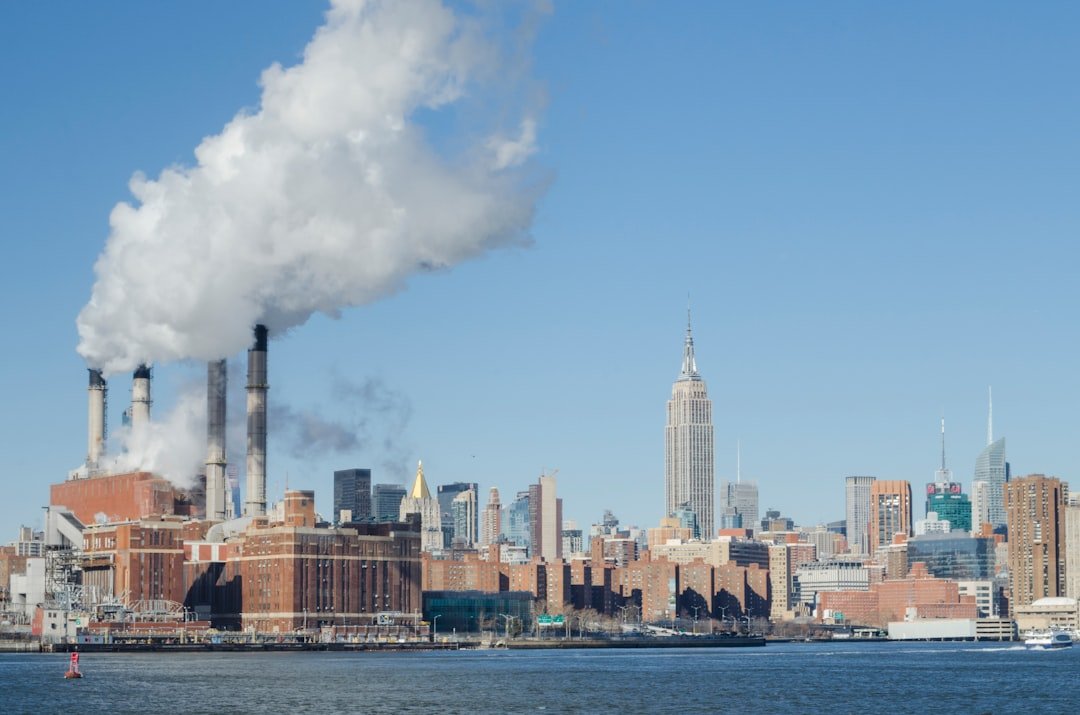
[1024,629,1073,649]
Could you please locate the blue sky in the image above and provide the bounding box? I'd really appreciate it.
[1,1,1079,535]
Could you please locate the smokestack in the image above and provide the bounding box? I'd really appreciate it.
[87,368,107,467]
[244,325,268,517]
[131,364,152,431]
[205,359,228,521]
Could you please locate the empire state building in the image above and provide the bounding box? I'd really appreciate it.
[664,314,715,539]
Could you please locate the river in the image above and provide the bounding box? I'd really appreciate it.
[1,641,1074,714]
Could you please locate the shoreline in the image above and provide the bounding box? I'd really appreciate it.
[3,634,1027,654]
[7,635,767,654]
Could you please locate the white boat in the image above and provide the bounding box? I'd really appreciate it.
[1024,629,1073,648]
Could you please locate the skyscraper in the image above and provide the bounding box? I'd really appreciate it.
[1005,474,1066,610]
[479,487,502,547]
[437,481,478,548]
[720,482,759,535]
[371,483,407,523]
[845,476,876,555]
[924,419,971,532]
[399,461,442,552]
[333,468,371,524]
[502,490,531,552]
[1065,496,1080,600]
[528,473,562,562]
[451,488,478,546]
[970,480,991,534]
[869,480,912,553]
[974,388,1010,533]
[664,313,715,539]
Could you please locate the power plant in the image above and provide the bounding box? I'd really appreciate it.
[8,323,425,649]
[77,326,270,520]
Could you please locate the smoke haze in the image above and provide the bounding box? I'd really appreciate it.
[103,383,207,489]
[77,0,545,375]
[270,375,413,476]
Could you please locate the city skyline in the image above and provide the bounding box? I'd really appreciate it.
[4,2,1080,534]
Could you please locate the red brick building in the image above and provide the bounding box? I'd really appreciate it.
[50,471,195,525]
[818,562,978,627]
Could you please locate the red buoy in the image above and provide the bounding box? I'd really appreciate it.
[64,651,83,679]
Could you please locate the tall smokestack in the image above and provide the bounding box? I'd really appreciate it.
[205,359,228,521]
[131,364,152,431]
[244,325,268,517]
[87,368,107,467]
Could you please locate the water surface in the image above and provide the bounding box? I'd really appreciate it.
[1,642,1073,714]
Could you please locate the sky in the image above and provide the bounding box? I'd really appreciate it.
[2,1,1080,535]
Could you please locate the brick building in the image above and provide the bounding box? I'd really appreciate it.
[51,471,192,525]
[817,563,979,627]
[1005,474,1067,612]
[81,516,192,605]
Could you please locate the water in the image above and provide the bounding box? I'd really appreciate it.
[1,642,1075,714]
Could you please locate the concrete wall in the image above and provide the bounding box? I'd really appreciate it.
[887,618,977,640]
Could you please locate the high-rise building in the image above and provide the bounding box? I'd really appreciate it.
[479,487,501,547]
[561,521,584,556]
[664,313,715,539]
[333,468,371,524]
[719,481,759,536]
[399,461,442,552]
[528,473,562,562]
[502,491,531,552]
[924,419,971,531]
[671,503,700,539]
[869,480,912,553]
[1065,496,1080,600]
[845,476,876,555]
[974,389,1010,533]
[437,482,478,548]
[971,480,991,534]
[371,483,406,523]
[1005,474,1066,611]
[450,488,477,546]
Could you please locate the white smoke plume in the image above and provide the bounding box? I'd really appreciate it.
[102,386,208,488]
[77,0,546,375]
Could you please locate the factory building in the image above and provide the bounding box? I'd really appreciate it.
[31,323,425,637]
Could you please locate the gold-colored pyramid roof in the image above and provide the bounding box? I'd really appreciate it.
[409,460,431,499]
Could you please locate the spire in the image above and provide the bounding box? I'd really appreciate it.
[409,460,431,499]
[940,417,946,471]
[935,415,952,484]
[678,306,700,381]
[987,386,993,446]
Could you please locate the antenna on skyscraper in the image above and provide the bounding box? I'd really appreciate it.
[987,386,993,446]
[940,416,946,471]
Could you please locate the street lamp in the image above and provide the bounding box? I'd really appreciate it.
[499,614,515,640]
[432,614,442,643]
[690,605,702,635]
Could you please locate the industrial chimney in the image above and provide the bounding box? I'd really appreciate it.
[205,359,228,521]
[87,368,107,467]
[244,325,268,517]
[131,364,152,431]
